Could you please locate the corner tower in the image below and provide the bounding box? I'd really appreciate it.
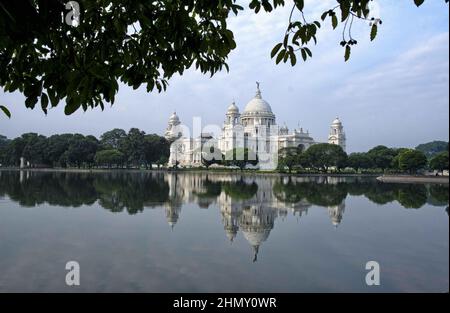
[328,117,346,151]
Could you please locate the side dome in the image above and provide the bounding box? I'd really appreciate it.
[169,111,180,125]
[332,117,342,125]
[227,101,239,113]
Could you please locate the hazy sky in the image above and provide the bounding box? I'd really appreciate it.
[0,1,448,152]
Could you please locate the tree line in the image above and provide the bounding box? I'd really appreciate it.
[0,128,170,169]
[277,142,449,174]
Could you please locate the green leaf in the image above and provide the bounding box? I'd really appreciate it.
[0,105,11,118]
[271,43,283,58]
[340,4,350,22]
[304,47,312,57]
[321,11,328,21]
[41,93,49,111]
[414,0,425,6]
[295,0,304,11]
[331,14,338,29]
[64,97,81,115]
[344,45,351,62]
[301,48,307,61]
[276,49,286,64]
[370,24,378,41]
[290,51,297,66]
[25,96,38,109]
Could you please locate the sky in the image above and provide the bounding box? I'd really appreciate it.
[0,0,449,152]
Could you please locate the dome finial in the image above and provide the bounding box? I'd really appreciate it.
[255,81,261,99]
[252,245,259,263]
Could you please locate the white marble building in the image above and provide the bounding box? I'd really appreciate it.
[165,83,346,170]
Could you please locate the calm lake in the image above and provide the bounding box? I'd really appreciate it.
[0,170,448,292]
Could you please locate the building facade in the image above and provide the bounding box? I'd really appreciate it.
[165,83,346,170]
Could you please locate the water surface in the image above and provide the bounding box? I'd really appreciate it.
[0,170,448,292]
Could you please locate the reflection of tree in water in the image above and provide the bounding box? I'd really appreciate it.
[0,171,97,207]
[0,171,169,213]
[395,184,428,209]
[273,178,347,207]
[192,175,223,209]
[222,179,258,200]
[348,181,430,209]
[427,184,449,207]
[0,171,447,216]
[94,172,170,214]
[272,178,304,203]
[346,180,396,205]
[272,177,444,211]
[192,176,222,199]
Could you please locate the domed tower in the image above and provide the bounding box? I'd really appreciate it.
[328,117,346,151]
[165,111,182,141]
[225,101,240,126]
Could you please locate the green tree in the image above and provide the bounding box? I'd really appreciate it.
[367,145,397,171]
[123,128,146,167]
[429,151,449,172]
[100,128,127,150]
[398,149,427,174]
[1,0,444,117]
[46,134,74,167]
[277,146,303,173]
[415,140,449,158]
[65,134,99,168]
[347,152,373,172]
[22,134,49,166]
[224,148,258,170]
[0,134,10,165]
[302,143,347,172]
[390,148,409,171]
[2,133,41,166]
[143,134,170,169]
[94,149,124,168]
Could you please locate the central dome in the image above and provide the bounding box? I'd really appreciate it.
[243,84,273,114]
[244,97,273,114]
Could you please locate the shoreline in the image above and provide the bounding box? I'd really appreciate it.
[376,175,449,184]
[2,168,448,183]
[0,167,380,178]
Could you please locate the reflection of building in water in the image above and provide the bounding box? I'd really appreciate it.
[220,203,241,242]
[165,203,181,229]
[163,173,347,260]
[328,202,345,227]
[239,205,276,262]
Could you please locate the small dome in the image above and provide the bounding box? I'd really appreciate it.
[332,117,342,125]
[169,111,180,124]
[227,102,239,113]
